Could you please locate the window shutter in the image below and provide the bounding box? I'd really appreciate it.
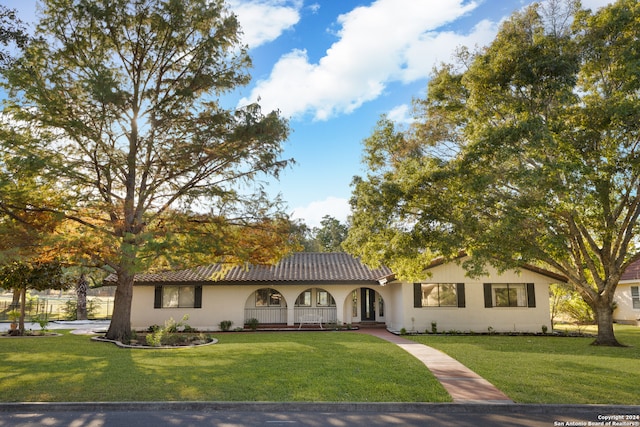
[456,283,466,308]
[483,283,492,308]
[154,286,162,309]
[527,283,536,307]
[194,286,203,308]
[413,283,422,308]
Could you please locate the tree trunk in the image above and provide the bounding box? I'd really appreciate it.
[76,273,88,321]
[592,299,622,346]
[105,272,134,342]
[10,288,20,310]
[18,287,26,335]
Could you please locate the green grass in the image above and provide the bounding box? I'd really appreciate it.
[407,325,640,405]
[0,331,450,403]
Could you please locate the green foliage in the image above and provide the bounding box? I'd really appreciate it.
[409,325,640,404]
[345,0,640,345]
[0,4,28,69]
[30,314,49,332]
[6,309,19,322]
[0,332,450,403]
[551,284,595,325]
[314,216,349,252]
[0,261,67,334]
[245,318,259,330]
[0,261,67,293]
[145,328,165,347]
[144,315,193,347]
[219,320,233,332]
[1,0,292,341]
[62,299,99,321]
[295,216,349,252]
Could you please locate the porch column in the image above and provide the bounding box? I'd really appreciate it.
[287,305,295,326]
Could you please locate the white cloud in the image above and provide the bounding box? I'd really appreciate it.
[387,104,414,125]
[291,197,350,228]
[229,0,302,48]
[580,0,615,11]
[239,0,503,120]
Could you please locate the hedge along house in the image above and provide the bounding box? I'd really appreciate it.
[118,252,566,333]
[614,258,640,326]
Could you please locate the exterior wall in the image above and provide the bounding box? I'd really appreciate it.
[131,285,251,331]
[385,284,405,332]
[131,283,389,331]
[130,260,559,333]
[613,281,640,325]
[386,261,556,334]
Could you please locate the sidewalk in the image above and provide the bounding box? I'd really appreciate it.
[359,328,513,404]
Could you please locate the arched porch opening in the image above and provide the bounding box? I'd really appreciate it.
[294,288,337,325]
[343,287,386,324]
[244,288,287,324]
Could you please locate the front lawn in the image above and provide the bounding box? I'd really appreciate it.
[2,326,638,404]
[407,324,640,405]
[0,331,450,403]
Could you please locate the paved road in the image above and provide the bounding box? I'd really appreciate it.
[1,403,639,427]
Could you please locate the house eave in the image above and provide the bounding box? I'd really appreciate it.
[133,279,385,287]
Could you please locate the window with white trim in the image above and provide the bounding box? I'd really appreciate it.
[632,286,640,309]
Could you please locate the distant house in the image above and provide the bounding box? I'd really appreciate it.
[614,259,640,326]
[116,252,566,333]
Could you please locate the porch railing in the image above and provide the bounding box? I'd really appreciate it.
[294,307,337,324]
[243,307,338,325]
[244,307,287,324]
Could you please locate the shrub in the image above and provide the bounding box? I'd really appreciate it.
[245,318,259,331]
[550,283,595,325]
[219,320,233,331]
[31,314,49,332]
[145,328,165,347]
[63,299,99,320]
[144,315,194,347]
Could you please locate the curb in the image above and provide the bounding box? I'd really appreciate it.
[0,402,638,414]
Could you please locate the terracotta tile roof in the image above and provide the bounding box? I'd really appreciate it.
[621,258,640,281]
[118,252,393,285]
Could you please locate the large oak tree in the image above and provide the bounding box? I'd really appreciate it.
[1,0,294,341]
[345,0,640,346]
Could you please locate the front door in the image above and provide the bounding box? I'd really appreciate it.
[361,288,376,321]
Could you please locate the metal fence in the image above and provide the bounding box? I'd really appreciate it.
[0,296,114,321]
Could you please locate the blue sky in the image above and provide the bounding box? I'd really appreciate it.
[2,0,613,227]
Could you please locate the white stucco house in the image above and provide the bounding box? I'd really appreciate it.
[117,252,567,333]
[614,258,640,325]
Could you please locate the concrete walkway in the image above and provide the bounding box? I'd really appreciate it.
[360,328,513,404]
